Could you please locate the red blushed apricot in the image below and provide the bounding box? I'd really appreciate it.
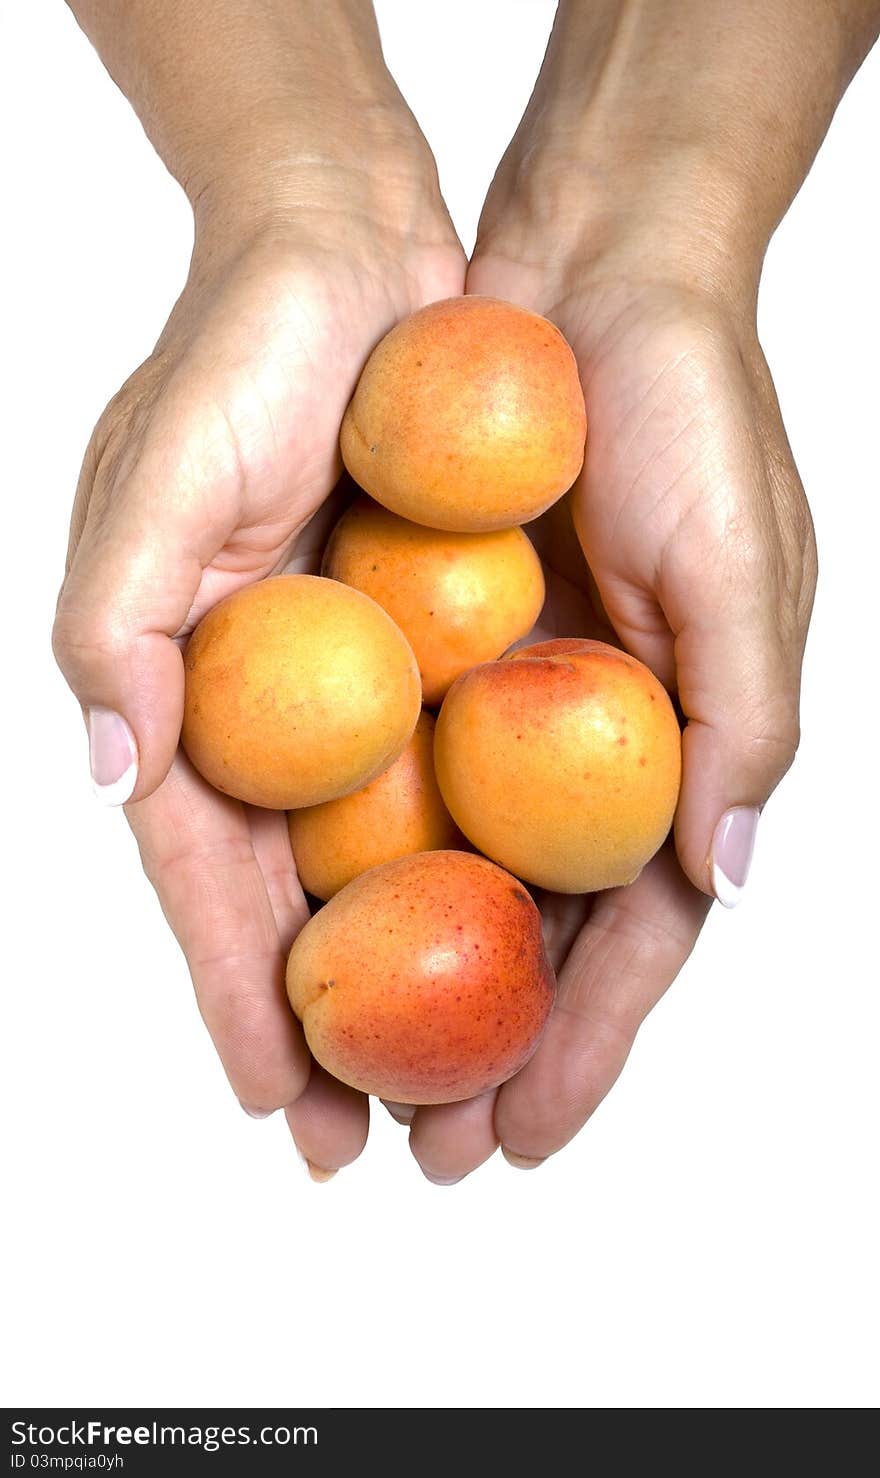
[434,638,682,894]
[285,851,556,1105]
[182,574,421,809]
[340,296,586,532]
[288,712,463,901]
[323,497,545,704]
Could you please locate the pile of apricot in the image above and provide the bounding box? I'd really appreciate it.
[182,297,680,1105]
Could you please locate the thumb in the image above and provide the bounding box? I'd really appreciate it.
[664,535,813,907]
[53,409,226,805]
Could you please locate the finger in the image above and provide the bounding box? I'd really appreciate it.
[246,804,309,953]
[395,896,588,1181]
[126,751,311,1114]
[495,845,710,1164]
[53,384,247,805]
[536,889,591,971]
[285,1067,370,1182]
[662,488,815,905]
[381,1101,416,1126]
[408,1089,500,1185]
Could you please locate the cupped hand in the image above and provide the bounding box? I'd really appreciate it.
[402,247,816,1182]
[54,192,465,1173]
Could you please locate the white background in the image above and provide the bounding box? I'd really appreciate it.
[2,0,878,1410]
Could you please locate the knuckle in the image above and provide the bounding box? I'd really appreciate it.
[52,601,127,677]
[738,697,801,777]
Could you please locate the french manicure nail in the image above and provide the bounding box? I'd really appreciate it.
[88,707,138,805]
[501,1149,545,1170]
[240,1103,272,1119]
[306,1160,338,1183]
[423,1172,464,1186]
[292,1142,337,1182]
[710,806,760,908]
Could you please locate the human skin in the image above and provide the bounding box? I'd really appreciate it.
[53,0,880,1182]
[52,0,466,1178]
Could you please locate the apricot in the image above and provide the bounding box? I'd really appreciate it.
[340,296,586,532]
[322,497,545,704]
[434,638,681,894]
[286,850,555,1104]
[182,574,421,809]
[288,712,463,900]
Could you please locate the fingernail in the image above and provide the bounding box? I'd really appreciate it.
[710,806,759,908]
[240,1102,272,1119]
[292,1141,338,1182]
[88,707,138,805]
[306,1160,338,1183]
[423,1172,464,1186]
[383,1100,416,1125]
[502,1148,545,1170]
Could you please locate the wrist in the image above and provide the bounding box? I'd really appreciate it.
[73,0,457,261]
[476,140,766,312]
[190,100,453,255]
[476,0,875,309]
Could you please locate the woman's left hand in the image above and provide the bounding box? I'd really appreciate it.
[402,224,816,1182]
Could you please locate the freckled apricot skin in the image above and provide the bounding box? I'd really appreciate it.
[182,574,421,810]
[339,296,586,532]
[288,712,463,901]
[434,638,682,894]
[323,497,546,704]
[285,851,556,1104]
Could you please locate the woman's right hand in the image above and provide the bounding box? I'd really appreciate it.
[53,155,465,1176]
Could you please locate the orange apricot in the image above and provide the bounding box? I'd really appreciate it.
[434,638,682,893]
[288,712,463,900]
[182,574,421,809]
[286,850,555,1104]
[322,497,545,704]
[340,296,586,532]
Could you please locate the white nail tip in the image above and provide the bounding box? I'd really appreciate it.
[92,758,138,807]
[711,860,743,910]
